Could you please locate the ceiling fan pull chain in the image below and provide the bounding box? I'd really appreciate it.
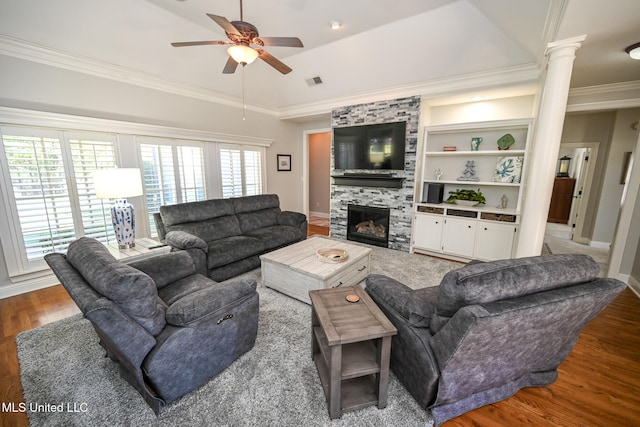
[242,65,246,121]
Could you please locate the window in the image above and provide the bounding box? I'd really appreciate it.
[69,135,118,243]
[219,145,264,198]
[0,126,117,275]
[138,138,206,236]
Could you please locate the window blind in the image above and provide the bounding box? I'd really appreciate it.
[139,140,206,236]
[0,128,117,271]
[219,146,265,198]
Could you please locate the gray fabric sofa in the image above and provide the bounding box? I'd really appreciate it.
[365,254,626,426]
[45,237,259,414]
[154,194,307,282]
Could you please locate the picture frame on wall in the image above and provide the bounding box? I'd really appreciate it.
[277,154,291,171]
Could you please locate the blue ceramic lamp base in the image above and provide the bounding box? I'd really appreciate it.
[111,199,136,249]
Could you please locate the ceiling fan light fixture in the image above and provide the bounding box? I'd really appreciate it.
[227,44,259,65]
[624,42,640,60]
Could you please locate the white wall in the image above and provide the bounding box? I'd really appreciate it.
[591,108,640,246]
[425,95,535,126]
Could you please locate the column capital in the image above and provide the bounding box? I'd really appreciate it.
[546,35,587,57]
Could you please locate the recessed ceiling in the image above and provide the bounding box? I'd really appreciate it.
[0,0,638,114]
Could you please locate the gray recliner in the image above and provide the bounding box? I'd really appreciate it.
[365,254,626,426]
[45,237,259,414]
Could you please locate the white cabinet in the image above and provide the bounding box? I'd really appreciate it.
[412,214,443,251]
[442,217,476,257]
[410,119,531,261]
[474,222,517,261]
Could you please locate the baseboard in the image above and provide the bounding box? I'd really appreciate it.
[628,276,640,298]
[589,240,611,249]
[309,211,329,219]
[0,273,58,299]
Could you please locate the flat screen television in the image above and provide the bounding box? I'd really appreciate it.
[333,121,406,170]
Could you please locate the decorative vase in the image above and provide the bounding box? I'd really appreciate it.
[111,199,136,248]
[470,137,483,151]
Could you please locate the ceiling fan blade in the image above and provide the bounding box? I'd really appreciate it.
[206,13,241,36]
[257,49,292,75]
[223,56,239,74]
[171,41,232,47]
[254,37,304,48]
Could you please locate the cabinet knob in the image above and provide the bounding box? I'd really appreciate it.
[468,225,471,229]
[484,227,488,231]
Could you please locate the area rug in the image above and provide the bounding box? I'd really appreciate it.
[17,244,459,427]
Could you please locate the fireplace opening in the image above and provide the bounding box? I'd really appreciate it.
[347,204,390,248]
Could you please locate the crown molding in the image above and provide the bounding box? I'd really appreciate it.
[0,106,274,147]
[278,64,541,120]
[566,80,640,112]
[569,80,640,96]
[0,35,279,117]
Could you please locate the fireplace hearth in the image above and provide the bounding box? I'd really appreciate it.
[347,204,390,248]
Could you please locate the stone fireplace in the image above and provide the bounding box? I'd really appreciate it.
[329,95,420,252]
[347,204,390,248]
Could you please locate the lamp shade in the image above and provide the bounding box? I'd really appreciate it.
[227,45,259,65]
[93,168,143,199]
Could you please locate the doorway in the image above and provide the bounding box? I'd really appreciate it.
[303,129,331,229]
[547,142,599,243]
[544,142,608,273]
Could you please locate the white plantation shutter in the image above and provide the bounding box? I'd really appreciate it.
[243,149,263,196]
[0,127,117,274]
[69,135,118,244]
[177,145,206,202]
[219,145,265,198]
[220,148,243,198]
[139,139,206,236]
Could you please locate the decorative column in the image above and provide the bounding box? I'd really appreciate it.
[516,35,586,257]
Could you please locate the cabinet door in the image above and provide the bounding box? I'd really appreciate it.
[474,222,517,261]
[413,214,443,251]
[442,217,476,257]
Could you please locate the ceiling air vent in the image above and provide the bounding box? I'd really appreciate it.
[305,76,323,86]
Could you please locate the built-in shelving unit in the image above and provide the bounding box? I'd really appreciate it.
[411,118,532,261]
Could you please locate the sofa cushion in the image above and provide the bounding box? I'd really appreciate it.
[66,237,166,336]
[236,208,280,233]
[165,279,257,326]
[206,236,265,269]
[430,254,600,333]
[167,215,242,242]
[244,225,304,250]
[158,273,217,306]
[160,198,234,227]
[231,194,280,213]
[128,251,196,290]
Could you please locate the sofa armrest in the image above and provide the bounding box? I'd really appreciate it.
[278,211,306,227]
[366,274,437,328]
[128,251,197,289]
[166,279,257,327]
[165,231,208,253]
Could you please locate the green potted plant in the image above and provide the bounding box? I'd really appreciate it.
[445,188,486,206]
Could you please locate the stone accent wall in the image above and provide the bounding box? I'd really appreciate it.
[330,96,420,252]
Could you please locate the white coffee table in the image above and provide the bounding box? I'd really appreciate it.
[260,236,372,304]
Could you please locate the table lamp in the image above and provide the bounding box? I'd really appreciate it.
[93,168,143,249]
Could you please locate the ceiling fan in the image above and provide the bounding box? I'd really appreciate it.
[171,0,303,75]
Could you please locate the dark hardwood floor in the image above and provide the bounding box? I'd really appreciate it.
[1,224,638,426]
